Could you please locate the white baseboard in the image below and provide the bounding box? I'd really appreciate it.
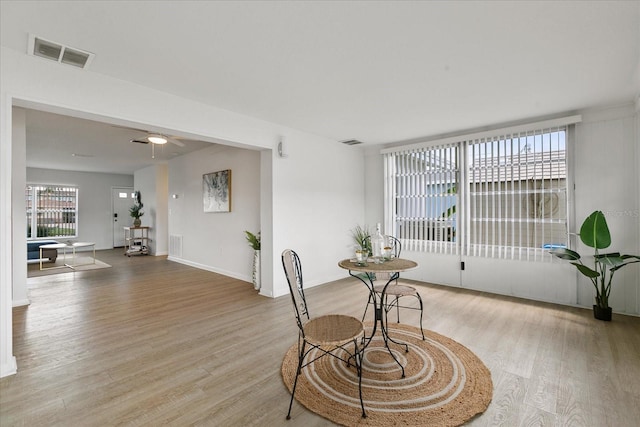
[167,256,251,283]
[12,299,30,307]
[1,356,17,378]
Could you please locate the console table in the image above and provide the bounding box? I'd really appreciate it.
[124,226,149,256]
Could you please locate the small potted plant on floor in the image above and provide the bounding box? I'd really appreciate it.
[245,230,261,290]
[549,210,639,321]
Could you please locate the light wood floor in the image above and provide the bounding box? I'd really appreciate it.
[1,249,639,426]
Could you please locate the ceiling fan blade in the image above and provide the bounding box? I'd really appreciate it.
[111,124,150,133]
[166,136,185,147]
[130,139,149,144]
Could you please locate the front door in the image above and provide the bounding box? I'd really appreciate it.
[112,187,133,247]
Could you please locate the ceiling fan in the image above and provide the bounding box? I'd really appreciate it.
[108,123,187,148]
[128,132,187,159]
[129,133,185,147]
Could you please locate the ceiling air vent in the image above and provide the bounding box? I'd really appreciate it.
[341,139,363,146]
[33,38,62,61]
[28,34,94,69]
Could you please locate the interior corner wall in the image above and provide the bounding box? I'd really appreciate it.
[167,144,261,282]
[636,99,640,291]
[574,104,639,314]
[156,165,169,256]
[1,93,18,378]
[134,164,168,256]
[11,108,28,307]
[269,130,366,298]
[363,146,385,228]
[259,149,274,297]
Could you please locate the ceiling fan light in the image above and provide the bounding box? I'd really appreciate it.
[148,135,167,144]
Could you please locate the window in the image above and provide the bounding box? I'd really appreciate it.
[385,143,459,255]
[465,128,568,260]
[26,184,78,239]
[384,117,578,261]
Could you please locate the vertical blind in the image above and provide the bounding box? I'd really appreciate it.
[384,143,459,254]
[384,119,574,261]
[464,127,568,261]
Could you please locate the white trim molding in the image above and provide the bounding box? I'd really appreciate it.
[382,114,582,154]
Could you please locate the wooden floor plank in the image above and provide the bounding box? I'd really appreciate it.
[1,249,639,426]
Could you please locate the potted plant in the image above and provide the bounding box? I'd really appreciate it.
[549,210,639,321]
[351,225,372,255]
[245,230,261,290]
[129,203,144,227]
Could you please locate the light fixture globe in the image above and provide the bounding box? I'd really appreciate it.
[147,134,168,144]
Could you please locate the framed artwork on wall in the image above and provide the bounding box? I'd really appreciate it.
[203,169,231,213]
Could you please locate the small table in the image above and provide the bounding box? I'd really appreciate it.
[39,242,95,270]
[69,242,96,268]
[338,257,418,378]
[39,243,70,270]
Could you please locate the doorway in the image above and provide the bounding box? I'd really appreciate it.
[112,187,134,247]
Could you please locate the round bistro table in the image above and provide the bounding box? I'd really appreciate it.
[338,257,418,378]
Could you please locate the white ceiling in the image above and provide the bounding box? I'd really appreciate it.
[2,1,639,174]
[23,109,214,175]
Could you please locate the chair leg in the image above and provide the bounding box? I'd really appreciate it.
[386,292,425,341]
[383,295,409,354]
[361,291,374,322]
[354,338,367,418]
[417,293,425,340]
[286,341,306,420]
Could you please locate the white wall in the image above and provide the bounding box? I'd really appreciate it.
[364,104,640,315]
[574,104,640,313]
[167,135,367,297]
[155,165,169,256]
[134,164,168,255]
[270,130,366,297]
[11,108,28,306]
[167,144,261,282]
[1,91,17,377]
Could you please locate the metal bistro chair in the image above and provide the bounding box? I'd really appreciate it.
[362,236,425,340]
[281,249,367,420]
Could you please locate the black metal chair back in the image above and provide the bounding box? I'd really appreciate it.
[281,249,367,420]
[387,235,401,257]
[282,249,309,334]
[363,235,402,257]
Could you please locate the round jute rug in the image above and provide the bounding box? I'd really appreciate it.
[281,322,492,426]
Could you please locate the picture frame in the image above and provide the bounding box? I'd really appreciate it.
[203,169,231,213]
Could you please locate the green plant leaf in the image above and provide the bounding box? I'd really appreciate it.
[594,252,624,268]
[579,210,611,249]
[571,262,600,278]
[549,248,581,260]
[351,225,372,252]
[611,255,640,272]
[244,230,261,250]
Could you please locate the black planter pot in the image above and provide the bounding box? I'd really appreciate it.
[593,305,612,321]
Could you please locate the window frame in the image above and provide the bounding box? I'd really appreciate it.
[383,115,580,261]
[26,184,79,240]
